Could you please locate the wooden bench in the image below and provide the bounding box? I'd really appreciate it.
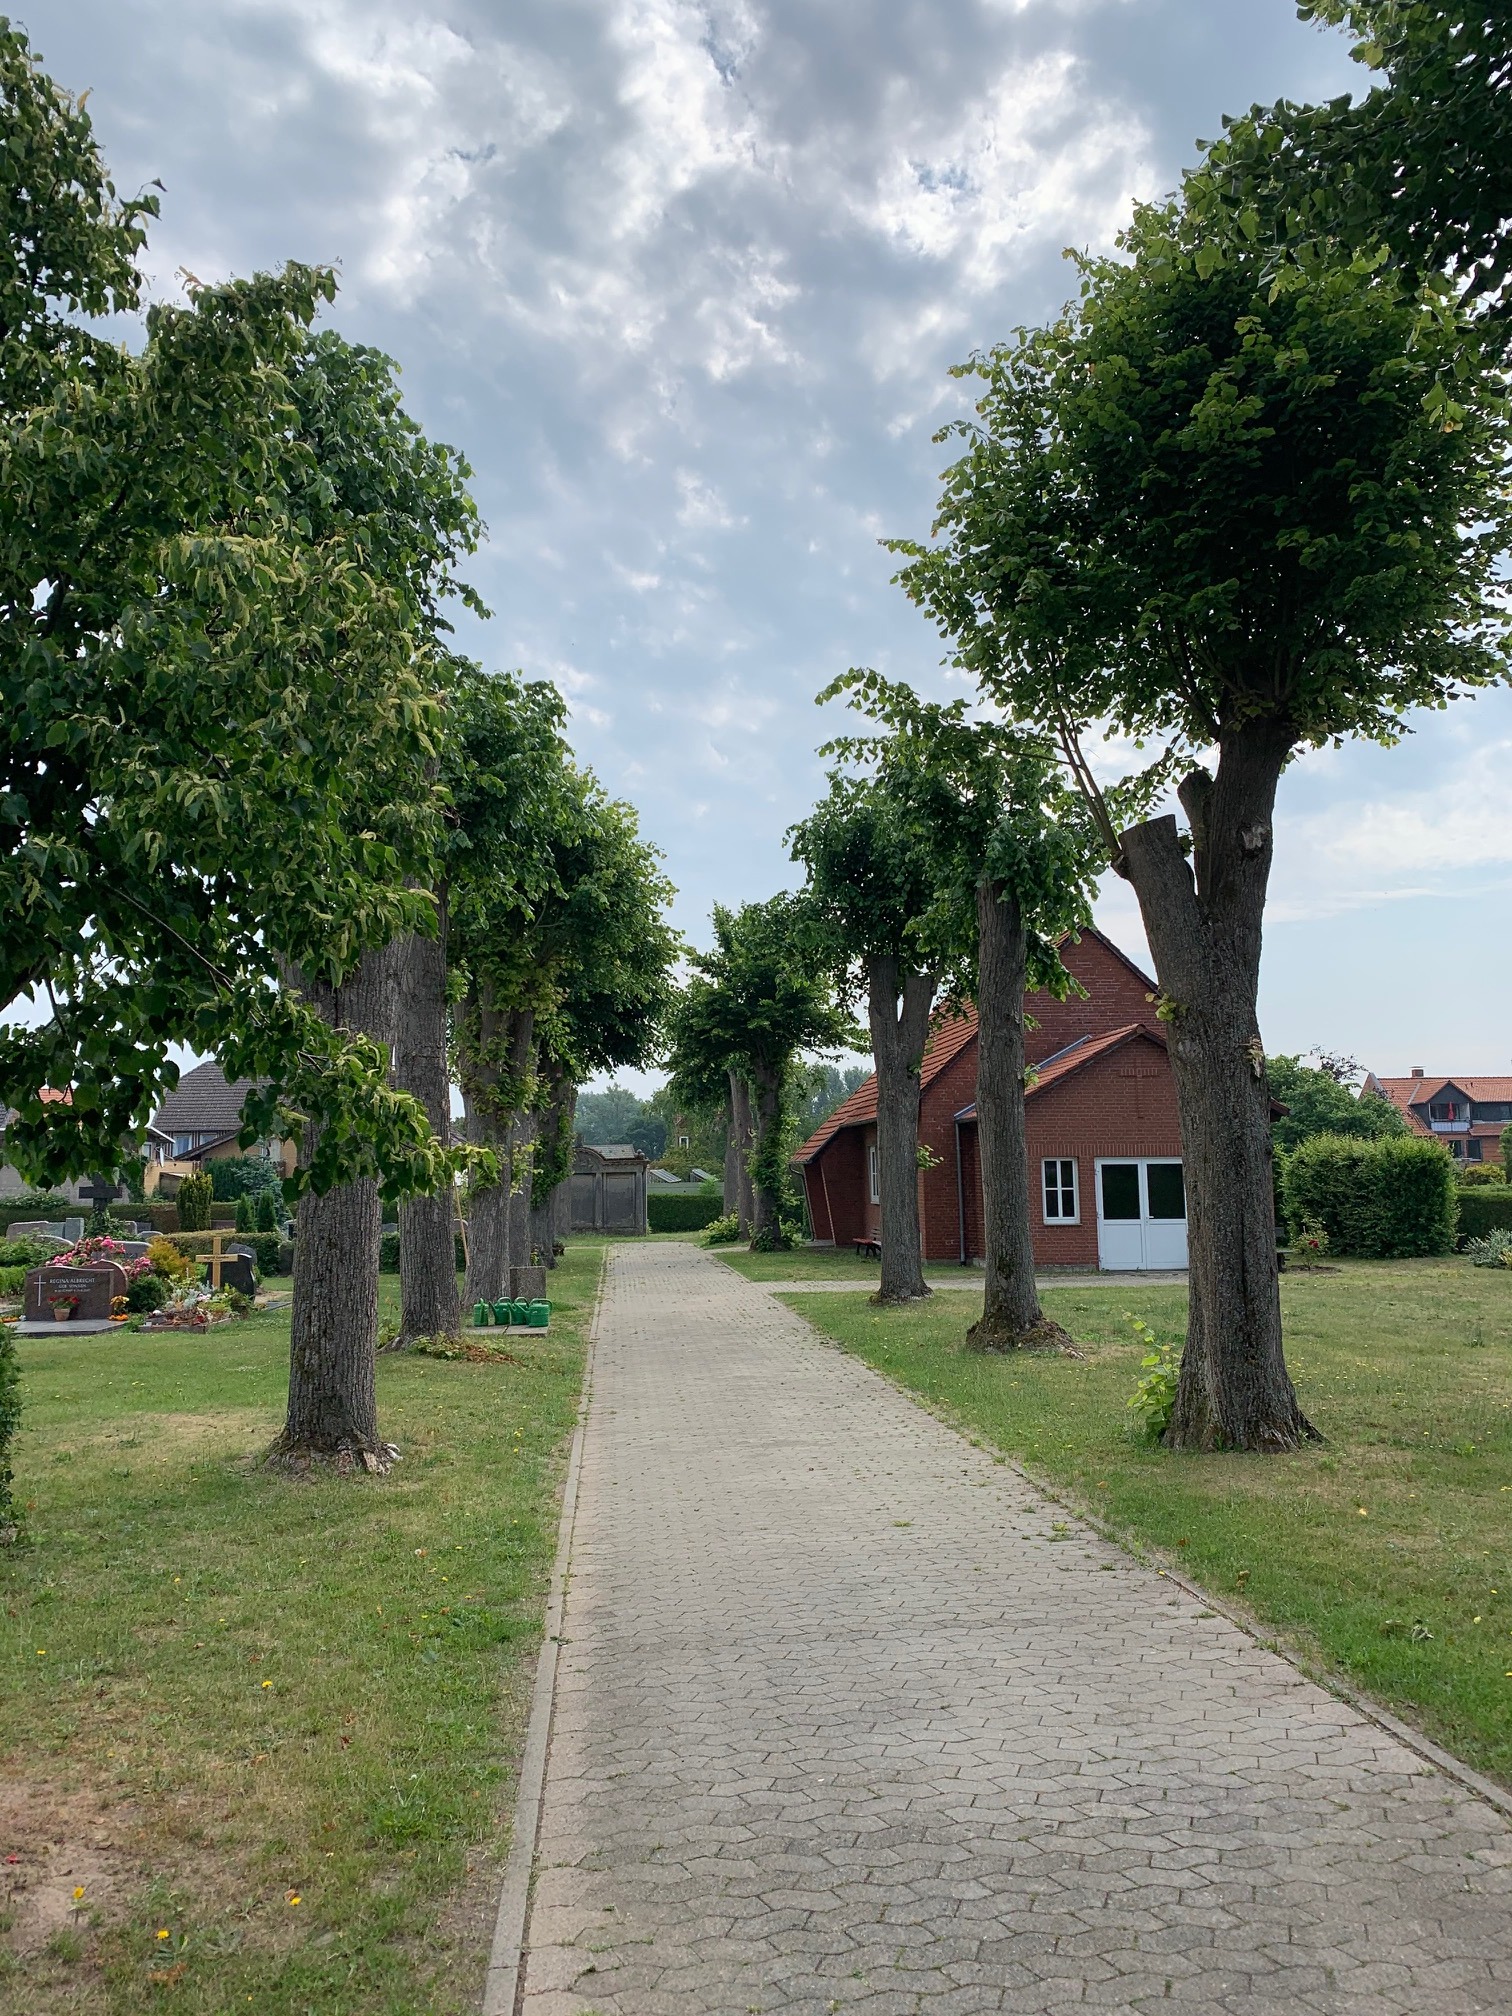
[852,1236,882,1261]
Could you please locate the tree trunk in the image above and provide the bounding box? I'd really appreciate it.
[867,955,935,1304]
[747,1065,785,1243]
[528,1070,575,1269]
[721,1094,738,1217]
[392,893,460,1347]
[728,1070,755,1236]
[966,878,1069,1352]
[269,942,399,1472]
[508,1104,536,1267]
[458,991,533,1310]
[1118,720,1316,1452]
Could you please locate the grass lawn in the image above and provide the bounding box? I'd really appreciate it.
[0,1239,604,2015]
[782,1259,1512,1788]
[715,1247,982,1284]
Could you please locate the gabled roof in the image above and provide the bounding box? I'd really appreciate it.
[953,1023,1163,1120]
[794,1006,979,1166]
[576,1141,647,1165]
[151,1060,263,1139]
[1365,1072,1512,1138]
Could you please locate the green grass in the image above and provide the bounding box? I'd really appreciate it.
[0,1240,604,2015]
[782,1258,1512,1787]
[714,1247,984,1283]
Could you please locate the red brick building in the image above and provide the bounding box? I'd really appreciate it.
[795,929,1189,1272]
[1362,1068,1512,1167]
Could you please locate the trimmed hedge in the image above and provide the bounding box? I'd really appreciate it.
[1456,1188,1512,1247]
[0,1196,76,1234]
[1283,1134,1457,1258]
[167,1230,283,1277]
[648,1192,725,1233]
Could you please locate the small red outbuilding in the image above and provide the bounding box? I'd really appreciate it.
[794,929,1188,1272]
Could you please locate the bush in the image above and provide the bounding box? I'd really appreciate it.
[750,1216,803,1253]
[1458,1162,1506,1186]
[254,1190,280,1233]
[1457,1188,1512,1246]
[1125,1314,1179,1442]
[176,1171,213,1231]
[1283,1134,1457,1258]
[148,1236,195,1282]
[701,1212,743,1246]
[234,1194,254,1232]
[209,1156,283,1202]
[0,1192,74,1233]
[125,1272,168,1313]
[647,1192,725,1233]
[0,1265,26,1296]
[1465,1230,1512,1269]
[0,1236,53,1269]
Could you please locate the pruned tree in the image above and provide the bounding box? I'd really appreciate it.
[789,775,942,1303]
[893,202,1509,1448]
[666,900,856,1246]
[817,672,1112,1347]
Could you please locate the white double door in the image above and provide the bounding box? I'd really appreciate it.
[1095,1158,1187,1271]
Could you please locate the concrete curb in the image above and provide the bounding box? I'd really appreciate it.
[481,1253,603,2016]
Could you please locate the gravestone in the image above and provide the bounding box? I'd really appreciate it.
[510,1264,547,1304]
[24,1260,127,1323]
[221,1244,257,1296]
[8,1218,84,1245]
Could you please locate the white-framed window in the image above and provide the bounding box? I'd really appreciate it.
[678,1134,690,1149]
[1042,1157,1079,1224]
[868,1143,880,1204]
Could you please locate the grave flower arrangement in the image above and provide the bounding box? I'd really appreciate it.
[46,1236,151,1281]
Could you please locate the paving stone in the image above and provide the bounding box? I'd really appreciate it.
[518,1243,1512,2014]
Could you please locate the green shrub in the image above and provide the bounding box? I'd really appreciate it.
[0,1236,52,1269]
[1465,1230,1512,1269]
[750,1215,803,1253]
[176,1172,213,1231]
[1457,1162,1506,1186]
[701,1212,743,1246]
[209,1156,283,1202]
[234,1194,254,1232]
[1283,1134,1457,1258]
[254,1190,280,1233]
[125,1272,168,1313]
[647,1192,725,1233]
[1125,1314,1179,1442]
[1457,1188,1512,1246]
[0,1265,26,1296]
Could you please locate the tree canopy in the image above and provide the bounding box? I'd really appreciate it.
[1194,4,1512,318]
[1267,1054,1408,1153]
[0,21,482,1199]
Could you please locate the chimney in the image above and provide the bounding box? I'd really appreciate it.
[1410,1066,1424,1078]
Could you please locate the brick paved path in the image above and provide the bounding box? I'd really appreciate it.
[520,1241,1512,2016]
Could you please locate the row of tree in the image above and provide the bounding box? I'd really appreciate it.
[0,25,678,1470]
[670,0,1512,1454]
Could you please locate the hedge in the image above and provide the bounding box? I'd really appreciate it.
[1283,1134,1457,1258]
[166,1230,283,1277]
[208,1157,283,1202]
[648,1192,725,1233]
[0,1196,77,1234]
[1456,1188,1512,1246]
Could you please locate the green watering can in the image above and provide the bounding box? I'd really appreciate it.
[508,1299,528,1326]
[526,1300,550,1329]
[472,1300,491,1328]
[492,1298,511,1326]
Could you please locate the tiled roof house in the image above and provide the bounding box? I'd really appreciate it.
[1362,1068,1512,1166]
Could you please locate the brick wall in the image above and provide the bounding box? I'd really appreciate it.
[920,1031,1182,1265]
[1025,931,1157,1063]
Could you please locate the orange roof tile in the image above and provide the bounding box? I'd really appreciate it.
[794,1006,980,1165]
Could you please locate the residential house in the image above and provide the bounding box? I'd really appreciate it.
[1362,1067,1512,1166]
[148,1060,297,1184]
[795,929,1191,1272]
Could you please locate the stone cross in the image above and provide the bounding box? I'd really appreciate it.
[81,1174,117,1219]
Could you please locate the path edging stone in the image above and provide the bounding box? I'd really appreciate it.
[481,1250,603,2016]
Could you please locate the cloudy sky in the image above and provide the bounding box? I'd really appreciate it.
[36,0,1512,1079]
